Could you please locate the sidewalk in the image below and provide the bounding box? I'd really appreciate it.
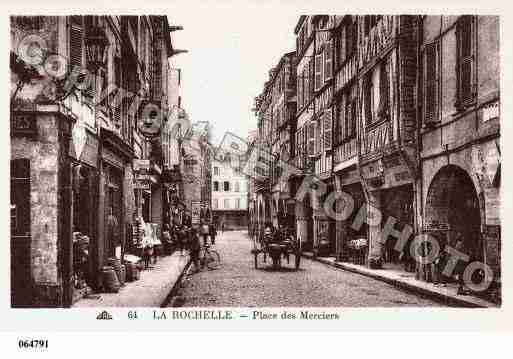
[73,251,190,308]
[302,252,498,308]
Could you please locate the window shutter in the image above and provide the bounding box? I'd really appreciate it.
[314,53,323,91]
[424,42,439,125]
[69,17,83,69]
[345,99,352,139]
[307,122,315,156]
[377,60,389,120]
[316,120,322,155]
[324,40,333,81]
[456,16,476,109]
[365,75,374,124]
[323,110,332,150]
[350,100,357,138]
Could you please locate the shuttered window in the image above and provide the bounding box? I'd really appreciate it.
[307,122,315,156]
[424,42,440,125]
[456,15,476,109]
[377,60,389,120]
[324,109,333,150]
[316,120,322,155]
[348,99,357,139]
[364,73,374,124]
[346,20,357,59]
[324,40,333,81]
[69,16,83,70]
[297,70,303,109]
[314,53,323,91]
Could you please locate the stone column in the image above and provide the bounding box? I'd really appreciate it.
[367,190,383,268]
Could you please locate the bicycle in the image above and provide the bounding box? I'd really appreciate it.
[200,243,221,270]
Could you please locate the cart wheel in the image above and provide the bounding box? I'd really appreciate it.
[295,251,301,270]
[254,252,258,269]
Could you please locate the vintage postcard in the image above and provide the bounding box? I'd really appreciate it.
[1,0,512,343]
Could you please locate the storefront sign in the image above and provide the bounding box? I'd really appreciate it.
[133,180,151,190]
[191,201,201,225]
[133,159,151,172]
[79,133,99,168]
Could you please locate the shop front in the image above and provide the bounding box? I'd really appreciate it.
[334,166,367,264]
[97,128,136,284]
[69,129,99,299]
[360,153,415,269]
[314,179,336,257]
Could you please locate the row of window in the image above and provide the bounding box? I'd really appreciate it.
[212,198,244,210]
[212,181,246,192]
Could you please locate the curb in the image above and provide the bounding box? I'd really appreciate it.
[302,253,495,308]
[160,257,192,308]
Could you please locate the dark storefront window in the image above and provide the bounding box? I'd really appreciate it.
[10,158,32,307]
[11,159,31,236]
[105,164,123,258]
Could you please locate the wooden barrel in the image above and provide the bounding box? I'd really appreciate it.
[101,266,120,293]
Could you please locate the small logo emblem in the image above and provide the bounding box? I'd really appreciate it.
[96,310,113,320]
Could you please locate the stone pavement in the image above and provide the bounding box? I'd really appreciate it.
[73,251,190,308]
[302,252,498,308]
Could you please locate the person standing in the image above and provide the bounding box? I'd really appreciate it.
[454,234,471,295]
[209,222,217,245]
[201,221,210,246]
[189,227,202,272]
[106,207,119,258]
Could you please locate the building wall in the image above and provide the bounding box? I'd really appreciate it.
[11,114,60,288]
[419,15,500,288]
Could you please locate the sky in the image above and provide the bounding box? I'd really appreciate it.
[168,6,299,146]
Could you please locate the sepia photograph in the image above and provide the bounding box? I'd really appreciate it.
[8,9,502,314]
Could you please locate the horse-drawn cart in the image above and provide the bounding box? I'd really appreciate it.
[252,229,301,270]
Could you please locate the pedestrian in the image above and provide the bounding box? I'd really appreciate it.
[209,222,217,245]
[201,221,210,246]
[106,207,119,258]
[189,227,202,272]
[162,224,172,255]
[221,222,225,233]
[454,233,471,295]
[180,225,189,255]
[432,244,448,287]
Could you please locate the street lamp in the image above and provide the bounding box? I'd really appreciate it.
[84,25,109,74]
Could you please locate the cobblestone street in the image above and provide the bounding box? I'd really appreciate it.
[172,231,444,307]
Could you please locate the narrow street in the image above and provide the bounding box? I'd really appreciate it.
[172,231,444,307]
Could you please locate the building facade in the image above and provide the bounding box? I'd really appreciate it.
[417,16,500,295]
[212,152,249,230]
[248,14,500,300]
[10,15,186,307]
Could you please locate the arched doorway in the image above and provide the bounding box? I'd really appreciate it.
[425,165,482,261]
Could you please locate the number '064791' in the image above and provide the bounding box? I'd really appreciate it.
[18,339,48,349]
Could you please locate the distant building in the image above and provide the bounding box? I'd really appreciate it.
[211,151,248,230]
